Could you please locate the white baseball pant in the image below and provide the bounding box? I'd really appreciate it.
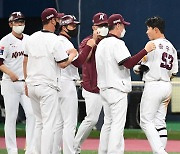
[52,79,78,154]
[1,80,35,154]
[140,81,171,154]
[98,88,128,154]
[74,88,102,154]
[28,84,59,154]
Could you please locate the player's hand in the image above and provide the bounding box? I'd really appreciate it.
[87,29,99,48]
[25,84,28,97]
[9,72,19,82]
[144,41,156,52]
[67,48,78,58]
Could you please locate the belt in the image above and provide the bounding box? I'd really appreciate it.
[16,79,25,82]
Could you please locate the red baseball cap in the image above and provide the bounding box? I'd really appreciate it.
[60,15,80,26]
[9,12,25,22]
[41,8,58,22]
[92,12,108,26]
[108,14,130,27]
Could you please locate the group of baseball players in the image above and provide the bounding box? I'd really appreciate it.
[0,6,178,154]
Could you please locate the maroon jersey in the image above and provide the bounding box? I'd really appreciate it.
[72,35,100,93]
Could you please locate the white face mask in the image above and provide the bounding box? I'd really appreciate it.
[120,28,126,38]
[97,26,109,36]
[12,25,25,34]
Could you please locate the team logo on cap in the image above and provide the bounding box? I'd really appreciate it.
[113,19,121,24]
[46,14,54,20]
[16,12,22,16]
[99,14,105,20]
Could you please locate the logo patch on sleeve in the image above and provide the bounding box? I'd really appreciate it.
[0,46,4,55]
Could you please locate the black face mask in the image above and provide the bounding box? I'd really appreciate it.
[54,22,60,35]
[66,27,78,38]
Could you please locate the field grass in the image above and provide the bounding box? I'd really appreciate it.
[0,150,179,154]
[0,122,180,139]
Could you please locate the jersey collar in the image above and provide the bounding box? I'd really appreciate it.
[108,33,121,39]
[41,29,53,33]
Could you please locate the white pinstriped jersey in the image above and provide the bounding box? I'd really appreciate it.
[0,33,29,81]
[142,38,178,82]
[96,36,132,93]
[57,35,80,81]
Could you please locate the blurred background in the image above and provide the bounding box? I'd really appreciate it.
[0,0,180,132]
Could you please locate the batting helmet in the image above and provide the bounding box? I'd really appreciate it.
[60,15,80,26]
[9,12,25,22]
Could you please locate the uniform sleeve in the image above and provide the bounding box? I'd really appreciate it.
[53,39,68,62]
[23,36,29,56]
[72,36,93,67]
[0,38,9,60]
[171,48,179,74]
[113,41,131,64]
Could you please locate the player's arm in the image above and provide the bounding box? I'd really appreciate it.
[0,58,19,81]
[122,41,155,69]
[57,48,78,68]
[23,55,29,96]
[72,36,97,67]
[23,55,28,79]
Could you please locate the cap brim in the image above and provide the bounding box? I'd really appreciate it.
[74,21,80,25]
[123,21,130,25]
[94,21,108,26]
[10,17,25,22]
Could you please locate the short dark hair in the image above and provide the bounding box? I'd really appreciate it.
[42,19,51,26]
[108,24,116,31]
[145,16,165,34]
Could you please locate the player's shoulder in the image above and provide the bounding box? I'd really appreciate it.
[79,35,92,47]
[100,36,125,46]
[154,38,175,49]
[30,31,58,42]
[0,33,13,47]
[57,35,74,48]
[57,35,69,42]
[0,33,12,41]
[22,33,30,38]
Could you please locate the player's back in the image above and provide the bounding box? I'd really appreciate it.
[96,37,131,92]
[25,31,66,86]
[57,35,79,81]
[142,38,178,82]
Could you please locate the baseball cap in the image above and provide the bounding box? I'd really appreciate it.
[108,14,130,27]
[9,12,25,22]
[41,8,58,22]
[60,15,80,26]
[57,13,65,19]
[92,12,108,26]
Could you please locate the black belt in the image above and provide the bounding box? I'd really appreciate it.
[17,79,25,82]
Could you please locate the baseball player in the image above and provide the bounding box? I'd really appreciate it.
[95,14,155,154]
[137,16,178,154]
[23,8,78,154]
[72,12,109,154]
[0,12,35,154]
[54,12,65,35]
[52,14,81,154]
